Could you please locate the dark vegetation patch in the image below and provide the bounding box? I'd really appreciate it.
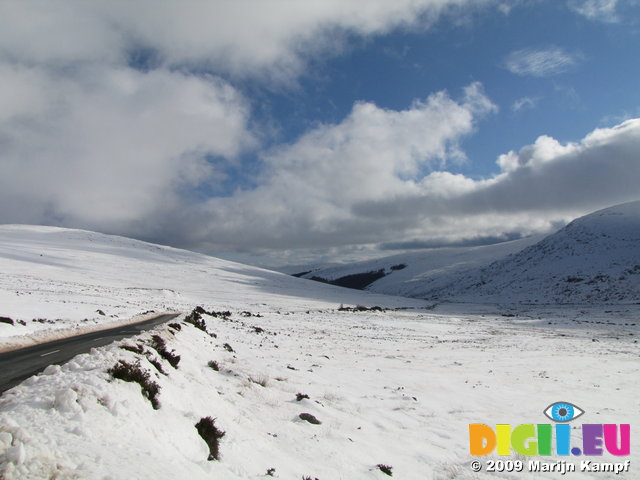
[120,343,145,354]
[108,360,161,409]
[148,357,168,375]
[96,309,106,316]
[266,467,276,476]
[296,393,310,401]
[195,416,225,461]
[208,360,220,371]
[566,276,584,283]
[184,309,209,333]
[223,343,235,353]
[32,318,56,324]
[0,316,14,325]
[309,269,387,290]
[338,305,385,312]
[149,335,180,368]
[168,322,182,331]
[377,464,393,476]
[291,271,312,278]
[299,413,321,425]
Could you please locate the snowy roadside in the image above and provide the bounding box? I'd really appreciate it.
[1,305,637,479]
[0,310,179,354]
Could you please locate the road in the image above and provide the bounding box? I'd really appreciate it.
[0,313,180,394]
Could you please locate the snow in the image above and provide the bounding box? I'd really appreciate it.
[0,224,422,352]
[296,201,640,305]
[421,201,640,304]
[293,236,543,297]
[0,220,638,479]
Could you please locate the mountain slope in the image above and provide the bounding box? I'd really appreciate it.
[0,225,423,351]
[293,235,542,296]
[424,201,640,304]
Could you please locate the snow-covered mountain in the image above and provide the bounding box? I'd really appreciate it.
[296,201,640,305]
[292,236,542,295]
[423,201,640,304]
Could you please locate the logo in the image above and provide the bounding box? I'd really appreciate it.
[469,402,630,457]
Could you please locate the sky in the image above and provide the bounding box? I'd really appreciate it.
[1,0,639,267]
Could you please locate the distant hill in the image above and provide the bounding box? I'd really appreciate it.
[294,201,640,305]
[424,201,640,304]
[293,236,542,296]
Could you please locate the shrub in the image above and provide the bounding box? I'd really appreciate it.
[168,322,182,331]
[223,343,235,353]
[296,393,310,401]
[0,316,14,325]
[208,360,220,371]
[266,468,275,476]
[299,413,321,425]
[148,357,168,375]
[184,309,208,333]
[377,464,393,476]
[149,335,180,368]
[108,360,161,409]
[120,343,145,354]
[195,417,225,460]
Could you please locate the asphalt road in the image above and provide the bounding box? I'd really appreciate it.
[0,312,180,394]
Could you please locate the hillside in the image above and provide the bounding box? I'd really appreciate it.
[292,235,542,296]
[0,225,423,351]
[424,201,640,304]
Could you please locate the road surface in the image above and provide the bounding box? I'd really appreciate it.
[0,313,180,394]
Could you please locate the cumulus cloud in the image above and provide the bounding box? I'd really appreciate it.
[186,83,497,250]
[0,0,501,80]
[504,46,580,77]
[0,65,253,232]
[349,118,640,250]
[0,0,505,241]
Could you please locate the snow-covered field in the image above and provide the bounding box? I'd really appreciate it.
[0,225,638,479]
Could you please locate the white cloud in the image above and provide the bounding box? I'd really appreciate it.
[504,47,580,77]
[0,65,253,231]
[0,0,503,80]
[568,0,620,22]
[186,84,497,250]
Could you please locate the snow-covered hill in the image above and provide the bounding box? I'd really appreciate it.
[292,236,542,296]
[296,201,640,305]
[0,225,423,351]
[423,201,640,304]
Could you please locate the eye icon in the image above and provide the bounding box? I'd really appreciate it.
[544,402,584,422]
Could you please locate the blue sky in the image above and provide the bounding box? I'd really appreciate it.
[1,0,639,266]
